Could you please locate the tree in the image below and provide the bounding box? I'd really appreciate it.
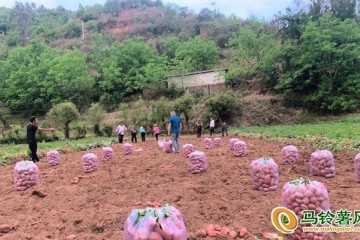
[175,36,220,72]
[205,93,236,122]
[276,13,360,114]
[47,102,79,139]
[226,25,277,88]
[86,103,106,136]
[150,97,173,131]
[0,101,10,129]
[95,37,161,108]
[174,95,194,133]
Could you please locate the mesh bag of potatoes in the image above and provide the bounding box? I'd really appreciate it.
[46,150,60,166]
[82,153,99,173]
[14,160,40,191]
[310,150,335,178]
[281,178,330,240]
[124,206,187,240]
[188,151,208,174]
[250,157,279,191]
[102,147,114,161]
[281,145,299,164]
[182,144,194,158]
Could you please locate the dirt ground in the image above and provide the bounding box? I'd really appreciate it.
[0,135,359,240]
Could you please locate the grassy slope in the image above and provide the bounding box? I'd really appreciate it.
[0,137,114,165]
[231,115,360,152]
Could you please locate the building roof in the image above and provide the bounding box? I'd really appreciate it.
[166,68,228,78]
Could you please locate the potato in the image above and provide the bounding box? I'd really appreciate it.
[149,232,162,240]
[228,231,237,239]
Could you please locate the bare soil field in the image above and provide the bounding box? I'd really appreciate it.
[0,135,359,240]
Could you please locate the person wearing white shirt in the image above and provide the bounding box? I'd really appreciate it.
[115,123,127,143]
[209,118,215,136]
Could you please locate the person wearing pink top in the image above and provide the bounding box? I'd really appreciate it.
[115,123,127,143]
[153,124,160,140]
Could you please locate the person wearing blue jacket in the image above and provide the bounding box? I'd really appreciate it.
[139,126,146,141]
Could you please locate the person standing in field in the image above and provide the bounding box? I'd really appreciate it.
[27,116,55,163]
[209,118,215,136]
[168,110,182,154]
[221,121,228,137]
[153,124,160,140]
[196,119,203,138]
[139,126,146,141]
[130,128,137,143]
[115,123,127,143]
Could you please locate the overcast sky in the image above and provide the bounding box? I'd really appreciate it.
[0,0,296,20]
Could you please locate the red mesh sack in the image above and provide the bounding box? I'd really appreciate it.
[281,145,299,164]
[124,206,187,240]
[14,160,40,191]
[102,147,114,161]
[189,151,208,174]
[310,150,335,178]
[249,157,279,191]
[233,141,247,157]
[204,138,212,149]
[123,143,133,155]
[229,138,239,151]
[82,153,99,173]
[47,150,60,166]
[182,144,194,158]
[282,178,330,240]
[213,138,221,147]
[355,153,360,183]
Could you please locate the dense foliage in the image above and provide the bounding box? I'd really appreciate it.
[0,0,359,116]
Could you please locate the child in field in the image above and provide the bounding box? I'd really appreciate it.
[153,124,160,140]
[130,129,137,143]
[139,126,146,141]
